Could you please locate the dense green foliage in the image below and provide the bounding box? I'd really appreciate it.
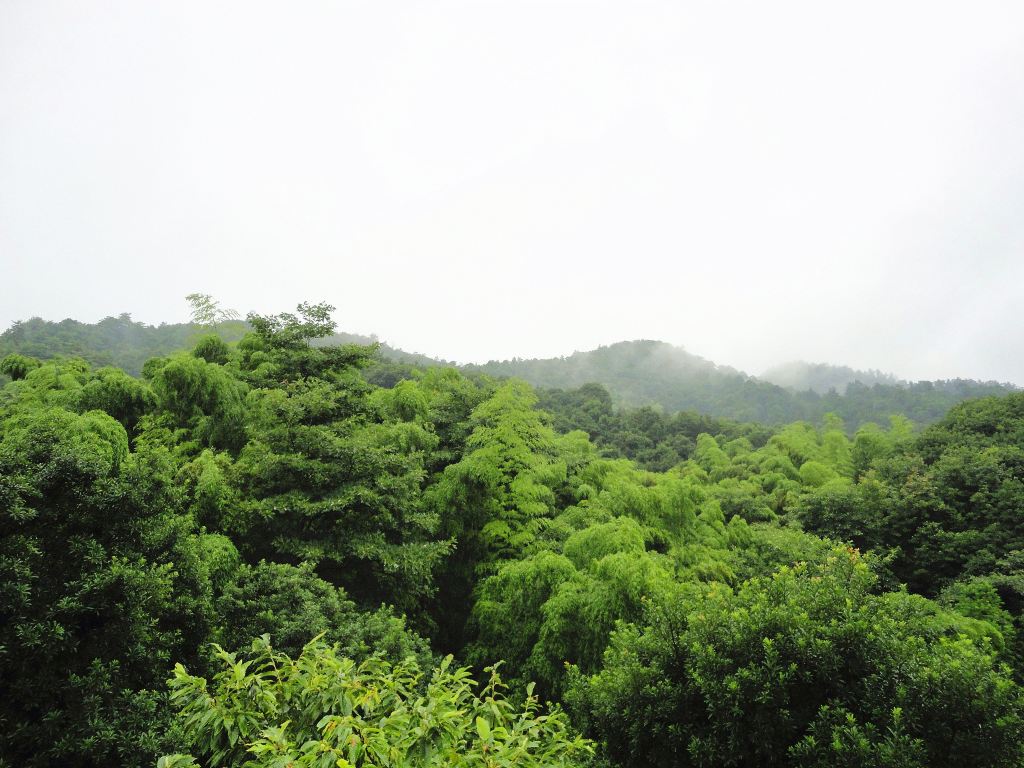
[538,381,773,471]
[213,561,433,666]
[3,301,1024,767]
[568,551,1023,767]
[0,401,212,765]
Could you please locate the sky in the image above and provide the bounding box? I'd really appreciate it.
[1,1,1023,383]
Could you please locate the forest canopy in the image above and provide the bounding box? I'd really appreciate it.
[2,301,1024,767]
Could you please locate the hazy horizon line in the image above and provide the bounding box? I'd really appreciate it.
[3,310,1019,388]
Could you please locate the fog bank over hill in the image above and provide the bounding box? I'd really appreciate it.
[761,361,904,394]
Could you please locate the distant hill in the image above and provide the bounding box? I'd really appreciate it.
[465,340,1017,429]
[465,340,795,421]
[762,360,901,394]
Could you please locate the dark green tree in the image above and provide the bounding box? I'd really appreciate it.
[0,407,215,767]
[214,560,433,666]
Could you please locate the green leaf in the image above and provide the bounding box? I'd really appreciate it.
[476,716,491,741]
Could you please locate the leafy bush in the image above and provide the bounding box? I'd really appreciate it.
[160,636,592,768]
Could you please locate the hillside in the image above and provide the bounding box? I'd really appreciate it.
[467,340,799,421]
[468,340,1016,428]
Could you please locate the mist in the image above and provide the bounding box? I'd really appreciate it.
[2,1,1023,383]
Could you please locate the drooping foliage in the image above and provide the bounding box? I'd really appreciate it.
[569,550,1024,767]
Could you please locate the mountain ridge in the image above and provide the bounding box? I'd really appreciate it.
[1,316,1016,428]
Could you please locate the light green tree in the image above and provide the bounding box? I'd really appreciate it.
[185,293,241,329]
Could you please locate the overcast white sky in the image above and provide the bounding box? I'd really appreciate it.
[1,1,1023,382]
